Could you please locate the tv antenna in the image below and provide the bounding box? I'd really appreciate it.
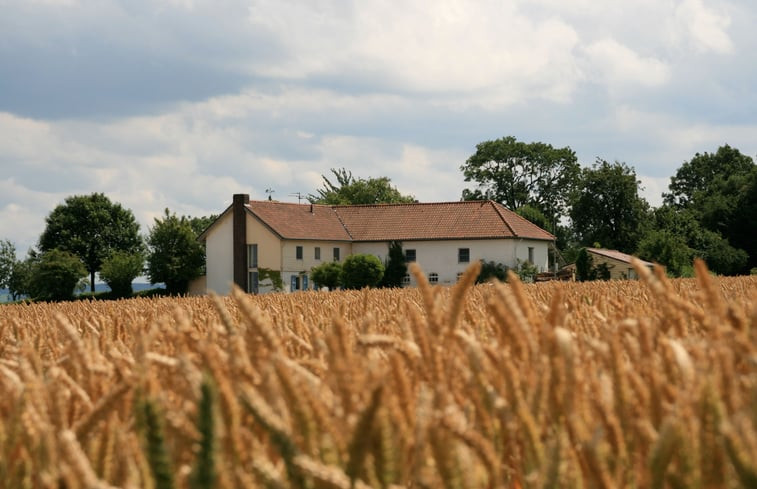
[265,188,275,201]
[289,192,305,204]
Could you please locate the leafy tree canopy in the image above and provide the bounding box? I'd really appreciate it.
[477,260,508,284]
[6,249,39,300]
[28,249,87,302]
[664,144,754,209]
[309,168,415,205]
[310,261,343,290]
[184,215,218,238]
[340,254,385,289]
[569,159,650,254]
[99,251,144,298]
[38,193,142,292]
[0,239,16,289]
[648,147,755,275]
[636,229,695,277]
[146,209,205,295]
[461,136,580,226]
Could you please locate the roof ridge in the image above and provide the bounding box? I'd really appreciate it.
[248,199,331,207]
[331,207,354,240]
[588,248,653,265]
[327,200,487,208]
[489,201,517,236]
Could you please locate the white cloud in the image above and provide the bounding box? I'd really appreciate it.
[583,39,671,88]
[248,0,583,106]
[674,0,733,54]
[638,175,669,208]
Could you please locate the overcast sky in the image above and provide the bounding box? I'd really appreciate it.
[2,0,756,258]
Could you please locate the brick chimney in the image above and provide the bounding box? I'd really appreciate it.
[232,194,249,291]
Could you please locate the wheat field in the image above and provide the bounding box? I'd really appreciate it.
[1,260,756,489]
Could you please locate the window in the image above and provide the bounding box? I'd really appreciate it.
[315,247,321,260]
[248,244,258,268]
[528,247,534,264]
[402,274,411,286]
[333,247,340,261]
[456,272,464,281]
[405,249,416,262]
[248,271,259,294]
[458,248,470,263]
[296,246,303,260]
[429,273,439,283]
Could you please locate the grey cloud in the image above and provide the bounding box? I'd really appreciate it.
[0,0,280,119]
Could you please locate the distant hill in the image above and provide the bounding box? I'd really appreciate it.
[0,283,164,303]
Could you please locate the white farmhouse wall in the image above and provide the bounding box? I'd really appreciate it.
[353,239,550,286]
[350,242,392,264]
[246,215,282,270]
[205,212,234,294]
[281,240,352,291]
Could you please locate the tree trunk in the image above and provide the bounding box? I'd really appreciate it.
[91,270,96,293]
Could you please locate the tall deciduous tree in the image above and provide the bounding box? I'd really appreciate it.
[460,136,580,227]
[569,159,650,254]
[309,168,415,205]
[0,239,16,290]
[146,209,205,295]
[38,193,142,292]
[663,144,754,209]
[660,145,755,273]
[638,205,748,276]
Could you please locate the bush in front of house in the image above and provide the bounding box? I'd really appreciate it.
[477,260,508,283]
[340,254,385,289]
[310,261,343,290]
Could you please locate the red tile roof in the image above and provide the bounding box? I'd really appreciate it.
[588,248,654,266]
[243,200,555,242]
[246,201,352,241]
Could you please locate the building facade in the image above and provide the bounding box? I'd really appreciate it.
[199,194,556,294]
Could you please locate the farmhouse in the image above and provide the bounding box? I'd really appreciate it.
[562,247,655,280]
[197,194,556,294]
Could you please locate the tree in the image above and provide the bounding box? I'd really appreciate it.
[146,209,205,295]
[477,260,508,283]
[380,241,407,288]
[310,261,343,290]
[0,239,15,289]
[461,136,580,227]
[99,251,144,298]
[664,144,754,209]
[643,198,749,276]
[569,159,650,253]
[309,168,415,205]
[636,229,694,277]
[662,145,755,273]
[27,249,87,301]
[340,254,385,289]
[185,215,218,238]
[38,193,142,292]
[7,250,37,300]
[575,248,595,282]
